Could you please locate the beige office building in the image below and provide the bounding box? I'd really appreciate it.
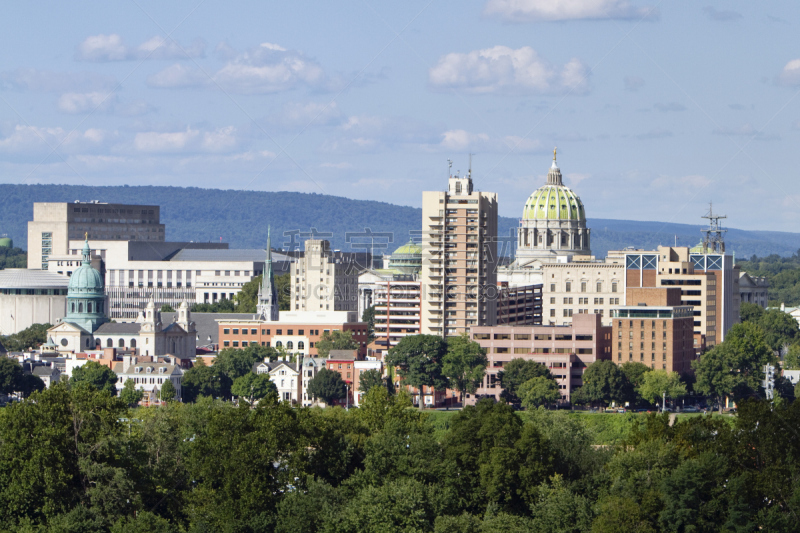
[291,239,358,313]
[420,170,498,336]
[28,201,164,270]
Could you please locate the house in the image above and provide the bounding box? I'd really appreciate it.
[32,365,61,388]
[269,361,300,404]
[112,355,184,401]
[299,356,325,406]
[325,350,358,406]
[353,359,383,406]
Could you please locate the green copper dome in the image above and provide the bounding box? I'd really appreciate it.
[68,238,104,295]
[521,153,585,221]
[388,241,422,275]
[522,185,585,221]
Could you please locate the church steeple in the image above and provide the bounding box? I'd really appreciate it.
[257,226,280,321]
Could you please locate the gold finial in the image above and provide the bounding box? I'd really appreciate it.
[84,232,88,240]
[553,147,557,161]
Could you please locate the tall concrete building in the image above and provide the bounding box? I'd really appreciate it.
[28,201,164,270]
[291,239,358,313]
[420,167,498,336]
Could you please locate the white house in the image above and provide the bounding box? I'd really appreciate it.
[269,362,300,404]
[112,355,183,401]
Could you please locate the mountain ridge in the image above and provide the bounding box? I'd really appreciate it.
[1,184,798,259]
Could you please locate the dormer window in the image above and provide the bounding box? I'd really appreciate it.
[159,367,166,373]
[146,367,152,373]
[135,367,142,373]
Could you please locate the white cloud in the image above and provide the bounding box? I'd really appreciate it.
[147,64,208,88]
[0,68,116,92]
[147,43,327,94]
[322,115,439,153]
[133,126,238,153]
[777,59,800,86]
[76,34,205,61]
[429,46,590,95]
[434,129,542,153]
[0,125,111,154]
[57,92,117,114]
[484,0,659,22]
[266,101,341,128]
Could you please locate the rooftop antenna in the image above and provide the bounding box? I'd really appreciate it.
[701,201,727,253]
[468,153,473,178]
[447,159,452,178]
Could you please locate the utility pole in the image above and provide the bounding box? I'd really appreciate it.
[662,391,666,412]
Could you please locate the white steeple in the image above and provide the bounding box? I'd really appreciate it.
[257,226,280,321]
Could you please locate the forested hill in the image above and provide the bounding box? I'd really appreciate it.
[2,183,800,258]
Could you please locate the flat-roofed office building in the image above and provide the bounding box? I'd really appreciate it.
[28,201,165,270]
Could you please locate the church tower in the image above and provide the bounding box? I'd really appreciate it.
[257,227,280,321]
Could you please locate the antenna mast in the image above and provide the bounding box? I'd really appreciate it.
[447,159,452,178]
[701,201,727,253]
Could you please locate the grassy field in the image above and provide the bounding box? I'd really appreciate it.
[424,409,737,446]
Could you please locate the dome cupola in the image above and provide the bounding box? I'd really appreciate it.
[63,235,108,333]
[515,149,591,262]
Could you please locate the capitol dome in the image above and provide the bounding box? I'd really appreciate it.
[388,241,422,275]
[515,149,591,262]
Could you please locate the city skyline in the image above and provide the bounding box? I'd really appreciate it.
[2,1,800,231]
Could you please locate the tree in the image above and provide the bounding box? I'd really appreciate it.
[17,373,45,398]
[181,364,229,402]
[785,342,800,369]
[636,370,686,408]
[773,376,796,403]
[385,335,447,409]
[70,361,119,395]
[620,362,652,405]
[572,360,629,407]
[497,358,554,404]
[693,322,776,412]
[442,333,488,403]
[519,376,561,409]
[276,273,291,311]
[234,275,261,313]
[159,304,175,313]
[231,373,278,404]
[0,323,52,352]
[362,305,376,342]
[159,379,176,402]
[0,357,23,395]
[758,309,800,352]
[307,368,346,405]
[739,302,764,324]
[315,330,358,358]
[358,368,386,394]
[119,379,144,407]
[213,346,275,380]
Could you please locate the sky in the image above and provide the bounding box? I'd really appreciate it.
[2,1,800,232]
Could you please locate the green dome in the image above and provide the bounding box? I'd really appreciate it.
[68,239,104,296]
[392,241,422,256]
[388,241,422,275]
[522,185,585,221]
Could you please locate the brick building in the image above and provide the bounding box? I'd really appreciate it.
[610,287,696,375]
[469,313,611,404]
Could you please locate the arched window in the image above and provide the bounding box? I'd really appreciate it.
[85,338,91,347]
[95,338,101,347]
[88,302,93,313]
[70,303,75,313]
[275,341,283,348]
[287,341,294,349]
[131,339,137,348]
[107,338,113,347]
[78,303,83,313]
[298,341,305,350]
[119,339,125,348]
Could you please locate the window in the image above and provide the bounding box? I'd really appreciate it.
[232,328,239,334]
[233,341,239,347]
[514,334,530,340]
[241,329,248,336]
[581,282,586,292]
[223,341,230,347]
[596,281,602,292]
[565,282,571,292]
[550,297,556,304]
[550,309,556,317]
[287,341,294,349]
[251,329,257,334]
[550,283,555,292]
[612,282,618,293]
[298,341,305,349]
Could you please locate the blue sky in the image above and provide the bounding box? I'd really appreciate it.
[2,1,800,232]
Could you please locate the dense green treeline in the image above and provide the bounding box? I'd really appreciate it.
[0,246,26,270]
[0,385,798,532]
[738,251,800,305]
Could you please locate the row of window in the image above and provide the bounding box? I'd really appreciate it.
[223,327,323,336]
[551,282,619,293]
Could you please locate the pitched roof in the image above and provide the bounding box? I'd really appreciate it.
[162,312,245,347]
[32,366,59,377]
[94,322,141,334]
[328,350,357,360]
